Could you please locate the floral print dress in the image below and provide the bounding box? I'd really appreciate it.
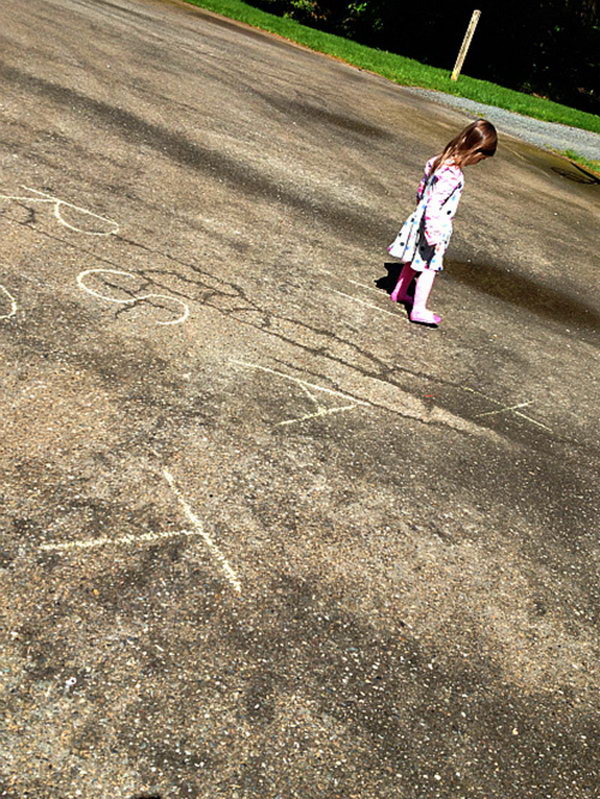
[388,157,464,272]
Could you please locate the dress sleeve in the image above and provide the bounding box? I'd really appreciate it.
[415,158,435,203]
[423,167,462,245]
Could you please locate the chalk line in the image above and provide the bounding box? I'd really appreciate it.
[0,186,119,236]
[0,284,17,320]
[276,404,357,426]
[462,386,552,432]
[40,529,198,551]
[322,270,387,297]
[476,401,533,418]
[40,470,241,594]
[162,467,241,594]
[345,278,385,296]
[77,268,190,326]
[332,289,400,318]
[232,359,369,427]
[232,360,370,406]
[511,410,553,432]
[274,373,357,425]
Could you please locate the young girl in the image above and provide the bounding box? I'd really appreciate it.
[387,119,497,326]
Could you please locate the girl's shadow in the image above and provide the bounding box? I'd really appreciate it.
[376,262,414,302]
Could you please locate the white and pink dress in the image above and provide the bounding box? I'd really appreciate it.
[388,157,464,272]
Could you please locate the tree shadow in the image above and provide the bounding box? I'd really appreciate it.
[448,258,600,335]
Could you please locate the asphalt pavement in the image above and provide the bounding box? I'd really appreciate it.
[1,0,598,797]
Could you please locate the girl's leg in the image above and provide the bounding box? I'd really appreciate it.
[410,268,441,325]
[390,263,417,302]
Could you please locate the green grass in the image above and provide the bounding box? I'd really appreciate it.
[183,0,600,135]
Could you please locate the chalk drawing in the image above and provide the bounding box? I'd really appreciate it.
[341,277,383,296]
[232,359,369,427]
[0,186,119,235]
[39,467,240,593]
[323,273,552,435]
[346,278,385,295]
[77,268,190,325]
[40,528,199,551]
[0,284,17,320]
[476,400,534,418]
[462,387,552,432]
[162,467,242,594]
[322,270,385,298]
[332,289,400,319]
[323,270,401,317]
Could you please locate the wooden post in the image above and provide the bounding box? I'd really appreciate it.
[451,9,481,81]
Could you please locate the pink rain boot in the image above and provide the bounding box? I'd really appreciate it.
[390,264,416,303]
[410,269,441,326]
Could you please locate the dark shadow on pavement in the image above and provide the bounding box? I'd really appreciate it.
[446,259,600,336]
[376,262,402,294]
[551,163,600,185]
[375,263,415,304]
[0,62,384,245]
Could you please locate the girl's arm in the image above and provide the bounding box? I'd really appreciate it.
[415,158,435,203]
[423,168,462,245]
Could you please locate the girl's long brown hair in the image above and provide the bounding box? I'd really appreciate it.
[431,119,497,173]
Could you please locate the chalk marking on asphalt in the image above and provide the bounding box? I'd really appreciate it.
[232,359,369,427]
[231,365,525,440]
[476,401,533,418]
[509,409,552,432]
[327,276,551,434]
[40,529,199,551]
[332,290,399,318]
[322,271,388,298]
[345,278,385,296]
[463,387,552,432]
[232,361,370,406]
[0,186,119,235]
[297,380,320,406]
[232,360,488,435]
[162,467,242,594]
[275,375,357,426]
[77,268,190,325]
[0,284,17,319]
[276,404,357,426]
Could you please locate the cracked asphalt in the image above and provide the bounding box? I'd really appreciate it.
[0,0,598,797]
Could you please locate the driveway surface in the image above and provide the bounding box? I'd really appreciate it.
[1,0,598,797]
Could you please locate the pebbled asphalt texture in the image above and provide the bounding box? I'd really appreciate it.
[0,0,598,797]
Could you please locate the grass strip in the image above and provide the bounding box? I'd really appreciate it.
[182,0,600,136]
